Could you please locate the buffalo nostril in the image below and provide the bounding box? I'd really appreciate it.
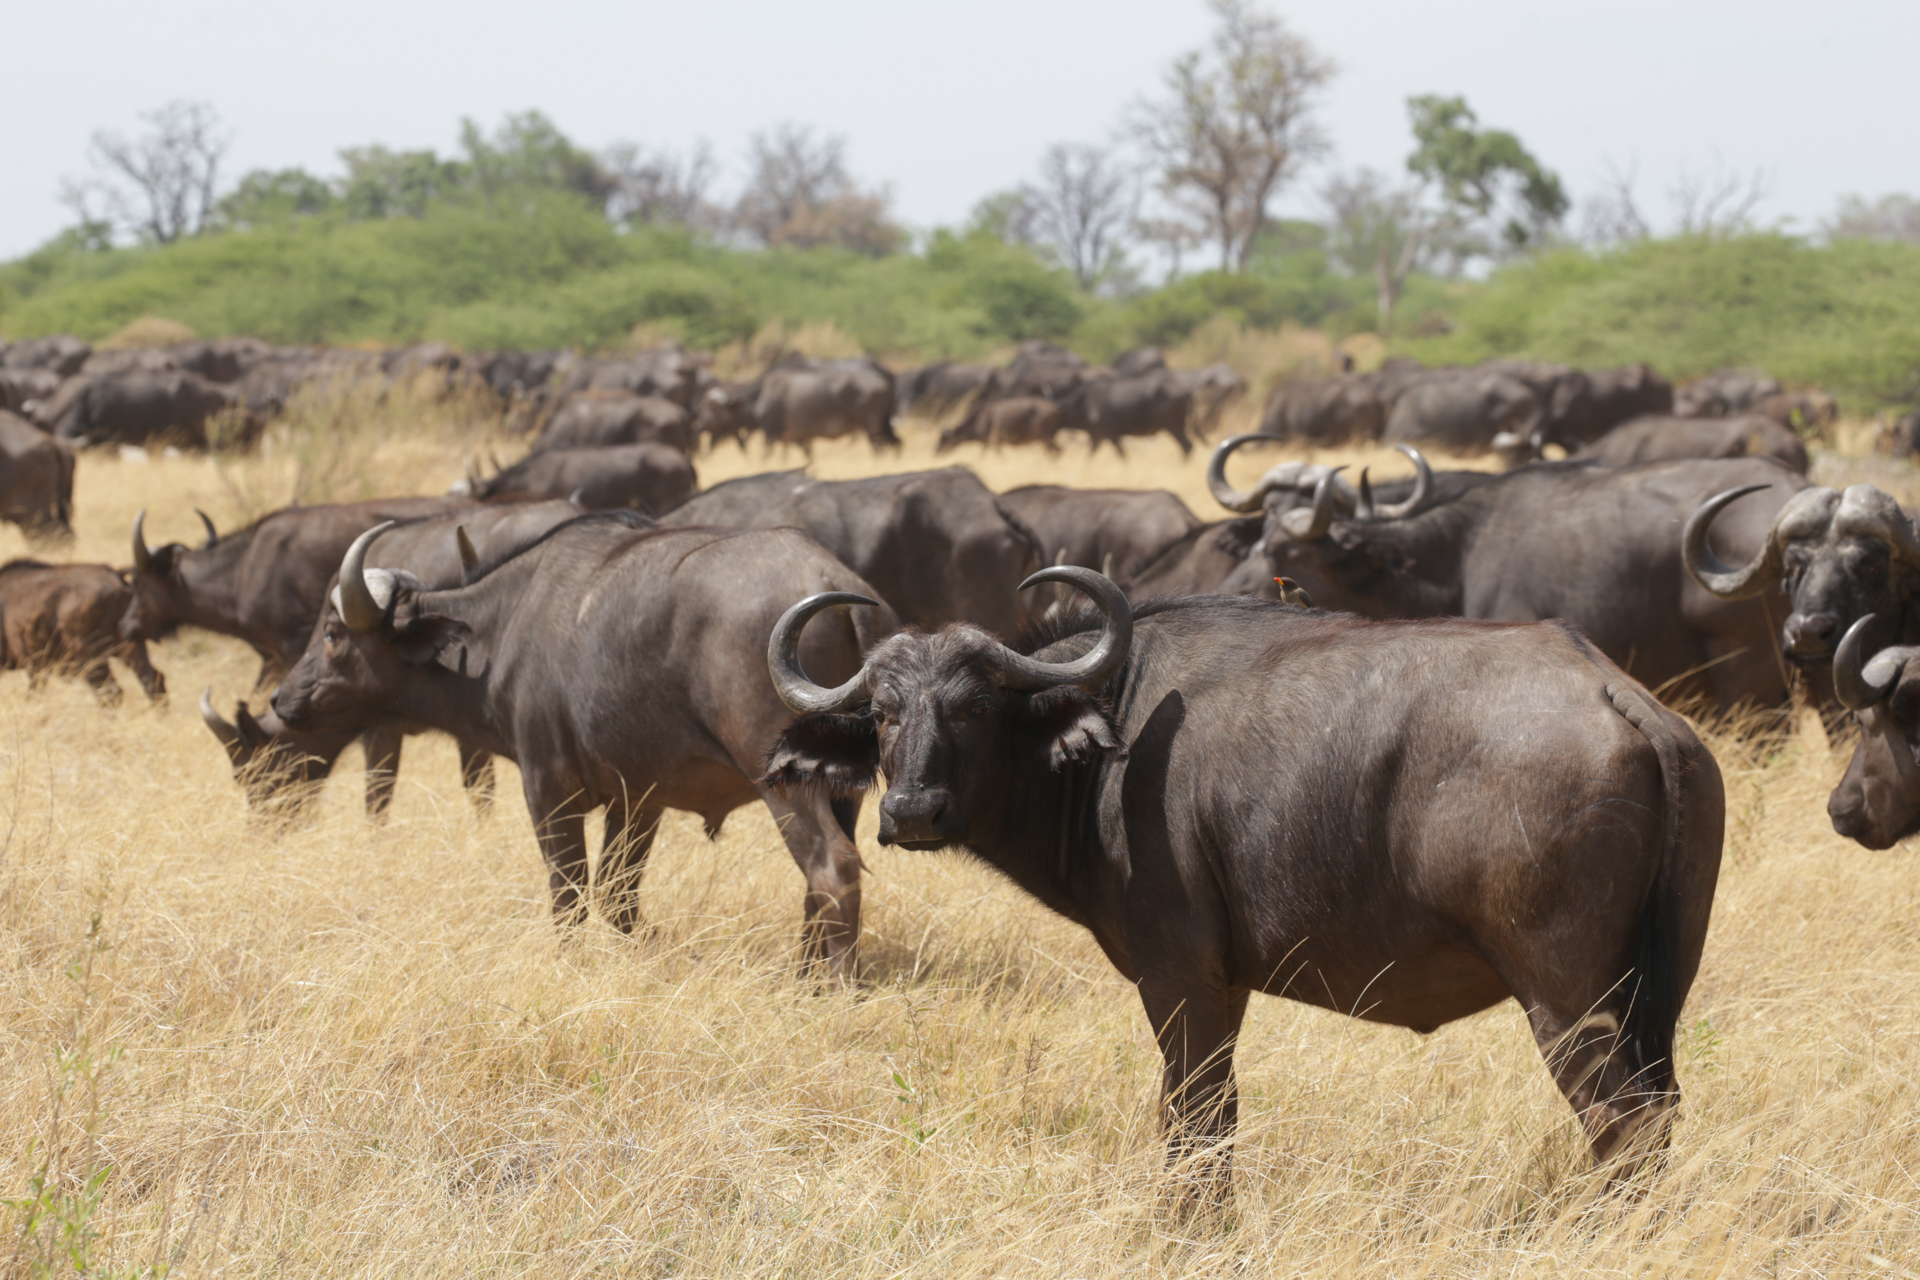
[1785,613,1839,652]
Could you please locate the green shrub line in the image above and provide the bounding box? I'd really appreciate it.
[5,201,1918,408]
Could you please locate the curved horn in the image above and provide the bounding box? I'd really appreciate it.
[1681,484,1781,600]
[1275,467,1347,542]
[336,521,397,632]
[1369,446,1434,520]
[1355,470,1375,521]
[199,686,241,750]
[984,566,1133,691]
[768,592,881,714]
[1835,614,1898,711]
[193,508,219,549]
[568,487,587,509]
[131,509,153,574]
[455,525,480,583]
[464,455,481,489]
[1206,433,1283,512]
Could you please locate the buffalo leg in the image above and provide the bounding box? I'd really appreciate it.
[118,642,167,704]
[1522,996,1675,1183]
[458,741,495,815]
[1137,975,1249,1211]
[756,784,863,981]
[82,660,124,707]
[524,786,591,927]
[596,799,662,935]
[361,726,403,819]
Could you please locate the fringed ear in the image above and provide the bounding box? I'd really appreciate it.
[394,612,481,673]
[761,713,880,798]
[1023,685,1124,770]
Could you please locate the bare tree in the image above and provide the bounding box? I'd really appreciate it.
[603,140,720,229]
[1132,214,1206,284]
[1825,193,1920,245]
[1578,160,1653,250]
[1669,154,1770,238]
[63,101,230,244]
[734,123,901,255]
[1018,144,1136,290]
[1324,170,1427,334]
[1132,0,1333,273]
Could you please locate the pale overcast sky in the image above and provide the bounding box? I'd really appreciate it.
[3,0,1914,260]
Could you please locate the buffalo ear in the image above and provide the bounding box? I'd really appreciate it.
[1023,685,1123,769]
[394,612,482,673]
[761,713,879,799]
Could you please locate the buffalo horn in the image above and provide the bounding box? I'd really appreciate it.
[199,686,241,749]
[1275,467,1347,542]
[336,521,397,632]
[767,591,882,715]
[1833,485,1920,569]
[1355,470,1375,521]
[464,455,481,490]
[455,525,480,582]
[1205,434,1285,512]
[1369,446,1434,520]
[983,566,1133,691]
[1681,483,1781,599]
[1834,614,1900,711]
[131,509,153,573]
[194,508,219,549]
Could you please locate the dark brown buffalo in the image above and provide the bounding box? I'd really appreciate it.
[695,357,900,452]
[1225,455,1810,715]
[936,396,1063,452]
[1383,369,1541,456]
[1827,616,1920,847]
[659,468,1041,639]
[1683,481,1920,667]
[1177,363,1248,439]
[0,560,166,704]
[467,443,695,514]
[763,568,1722,1205]
[270,516,897,976]
[1751,391,1838,435]
[46,368,254,450]
[1577,414,1808,472]
[0,369,63,416]
[997,484,1200,587]
[199,499,583,817]
[122,495,469,684]
[897,362,994,418]
[1676,368,1781,418]
[534,391,694,455]
[1070,369,1196,456]
[550,345,709,409]
[1125,517,1267,598]
[2,335,91,377]
[1258,376,1384,446]
[0,411,74,540]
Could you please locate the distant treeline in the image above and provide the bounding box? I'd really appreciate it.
[5,212,1919,409]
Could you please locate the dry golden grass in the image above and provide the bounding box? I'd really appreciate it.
[4,418,1920,1276]
[95,316,198,351]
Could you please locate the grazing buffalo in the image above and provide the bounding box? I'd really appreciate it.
[659,468,1042,639]
[1176,363,1248,439]
[997,485,1200,588]
[696,357,899,452]
[0,411,75,540]
[198,499,582,817]
[1684,482,1920,669]
[1226,455,1811,715]
[1577,414,1808,472]
[936,396,1063,452]
[271,516,897,975]
[763,568,1723,1204]
[122,495,467,684]
[45,369,256,450]
[467,443,695,513]
[1676,368,1781,418]
[533,391,694,455]
[1257,376,1385,446]
[1827,616,1920,848]
[1383,369,1540,457]
[0,560,166,704]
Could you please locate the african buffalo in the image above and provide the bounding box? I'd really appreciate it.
[1071,369,1196,456]
[1821,616,1920,848]
[1257,376,1384,446]
[0,560,166,705]
[46,368,255,450]
[270,516,897,976]
[0,369,64,417]
[551,345,709,409]
[936,396,1063,452]
[467,443,695,513]
[763,568,1722,1204]
[1676,368,1781,418]
[3,335,91,378]
[1226,455,1811,715]
[897,362,994,418]
[123,495,468,684]
[1683,480,1920,667]
[1176,363,1248,439]
[0,411,74,540]
[659,468,1042,639]
[1577,414,1808,472]
[997,485,1200,588]
[696,357,900,453]
[198,499,581,817]
[533,391,694,455]
[1382,369,1540,457]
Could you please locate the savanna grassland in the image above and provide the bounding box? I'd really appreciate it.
[5,385,1920,1278]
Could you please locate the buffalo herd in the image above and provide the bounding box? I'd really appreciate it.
[4,324,1916,1211]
